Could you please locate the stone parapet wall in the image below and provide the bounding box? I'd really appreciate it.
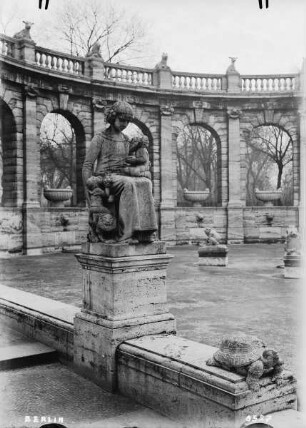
[40,208,88,253]
[161,206,299,245]
[0,207,23,256]
[243,206,298,243]
[174,207,227,245]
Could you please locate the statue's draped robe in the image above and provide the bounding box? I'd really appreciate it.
[83,129,157,241]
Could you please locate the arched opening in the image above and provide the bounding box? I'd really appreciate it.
[0,99,17,206]
[39,111,86,206]
[176,123,221,207]
[245,124,293,206]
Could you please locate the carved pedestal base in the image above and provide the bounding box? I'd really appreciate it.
[198,245,228,266]
[73,241,176,392]
[284,254,301,279]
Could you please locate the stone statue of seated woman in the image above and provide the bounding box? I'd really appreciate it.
[82,100,157,244]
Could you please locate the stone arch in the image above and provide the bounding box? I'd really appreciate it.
[175,118,223,206]
[0,98,17,206]
[40,109,86,206]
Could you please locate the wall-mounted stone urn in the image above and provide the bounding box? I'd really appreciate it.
[183,188,210,207]
[43,186,73,207]
[255,188,282,207]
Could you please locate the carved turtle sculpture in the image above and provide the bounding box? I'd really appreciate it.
[206,334,284,391]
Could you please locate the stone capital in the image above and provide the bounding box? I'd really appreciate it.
[92,97,107,111]
[160,105,174,116]
[227,107,241,119]
[58,84,71,94]
[24,84,38,98]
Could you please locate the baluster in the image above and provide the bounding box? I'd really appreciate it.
[63,58,68,72]
[148,73,152,85]
[172,76,176,88]
[72,61,77,74]
[50,56,55,70]
[67,60,72,73]
[121,69,126,83]
[291,77,295,90]
[6,42,11,56]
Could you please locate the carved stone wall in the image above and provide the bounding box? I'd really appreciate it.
[0,54,302,253]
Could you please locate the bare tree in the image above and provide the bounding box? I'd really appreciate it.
[246,125,293,189]
[245,125,294,205]
[40,114,75,191]
[55,0,147,63]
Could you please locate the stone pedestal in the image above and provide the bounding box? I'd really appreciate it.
[284,254,301,279]
[198,245,228,266]
[73,241,176,392]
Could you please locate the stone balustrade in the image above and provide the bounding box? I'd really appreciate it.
[35,46,85,75]
[172,72,224,91]
[0,35,16,58]
[104,63,154,85]
[241,74,297,92]
[0,33,300,92]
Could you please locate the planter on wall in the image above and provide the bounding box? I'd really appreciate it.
[43,187,73,208]
[255,189,282,207]
[183,189,210,207]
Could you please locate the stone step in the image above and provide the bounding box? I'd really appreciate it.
[0,341,58,370]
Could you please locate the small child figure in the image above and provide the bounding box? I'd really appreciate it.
[123,136,151,179]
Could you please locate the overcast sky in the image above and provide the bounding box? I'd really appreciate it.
[0,0,305,74]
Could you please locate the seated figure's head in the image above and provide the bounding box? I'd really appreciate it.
[106,101,134,131]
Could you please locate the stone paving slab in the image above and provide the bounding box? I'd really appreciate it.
[0,361,182,428]
[0,322,57,370]
[0,244,302,378]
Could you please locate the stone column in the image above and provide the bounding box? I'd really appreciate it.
[226,57,241,93]
[159,105,176,242]
[73,241,176,392]
[92,97,107,134]
[84,57,105,80]
[152,53,172,90]
[299,109,306,247]
[22,84,42,254]
[15,39,36,64]
[227,108,244,244]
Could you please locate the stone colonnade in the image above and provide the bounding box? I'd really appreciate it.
[0,33,304,253]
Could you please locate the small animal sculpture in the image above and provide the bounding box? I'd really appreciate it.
[204,227,221,246]
[86,42,102,58]
[14,21,34,40]
[284,226,301,256]
[206,334,283,391]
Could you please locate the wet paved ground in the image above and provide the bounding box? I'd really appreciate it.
[0,243,302,380]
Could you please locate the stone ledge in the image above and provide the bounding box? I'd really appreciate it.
[82,241,167,257]
[118,335,297,428]
[0,284,76,360]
